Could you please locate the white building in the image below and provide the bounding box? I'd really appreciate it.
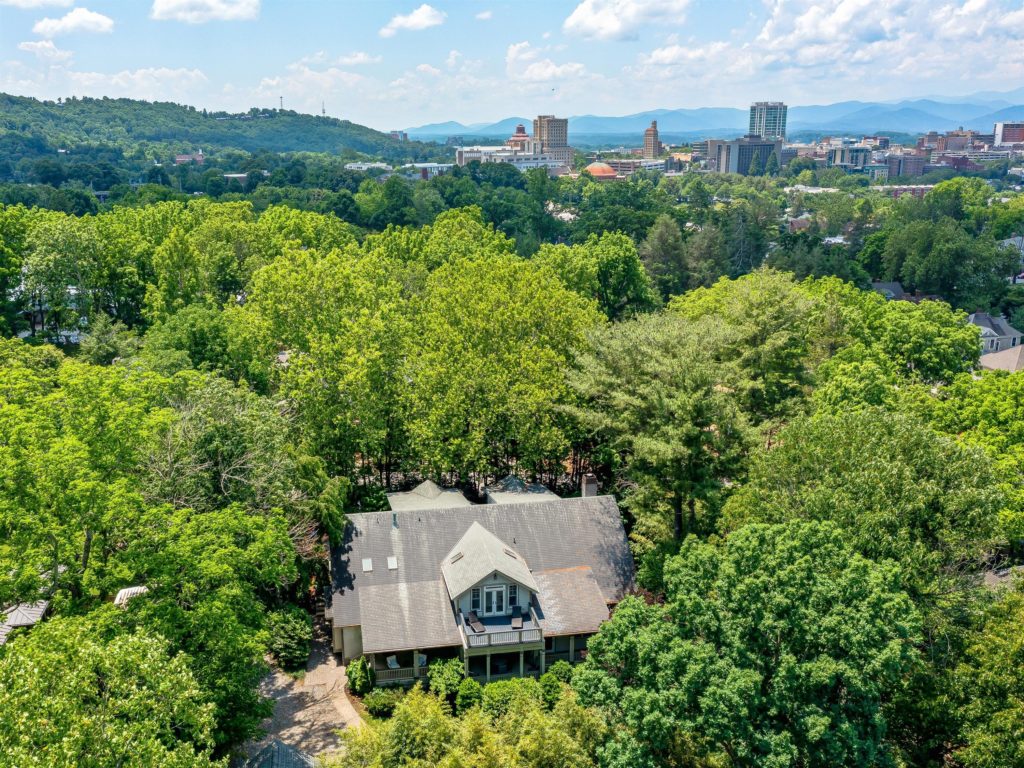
[455,145,568,170]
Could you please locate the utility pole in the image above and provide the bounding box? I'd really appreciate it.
[279,96,283,110]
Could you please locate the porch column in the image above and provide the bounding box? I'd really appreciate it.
[519,650,524,677]
[540,650,546,674]
[413,649,420,678]
[486,653,491,683]
[464,653,469,677]
[569,636,575,662]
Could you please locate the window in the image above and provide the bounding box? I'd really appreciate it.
[361,558,373,573]
[471,588,481,612]
[508,584,518,607]
[387,556,398,570]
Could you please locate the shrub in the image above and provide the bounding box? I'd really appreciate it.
[548,659,573,684]
[539,671,563,710]
[428,657,465,700]
[481,677,543,720]
[455,677,483,714]
[267,606,312,671]
[363,688,404,718]
[347,656,375,696]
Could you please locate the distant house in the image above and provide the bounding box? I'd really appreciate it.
[979,345,1024,373]
[174,150,204,165]
[484,475,559,505]
[969,312,1022,354]
[0,600,49,646]
[871,281,907,300]
[386,479,472,511]
[326,487,633,685]
[244,740,314,768]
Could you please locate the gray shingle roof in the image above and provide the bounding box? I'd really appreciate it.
[533,567,610,635]
[387,479,472,511]
[328,496,633,653]
[484,475,560,505]
[441,522,538,600]
[970,312,1021,339]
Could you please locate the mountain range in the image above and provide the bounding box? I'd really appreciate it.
[404,88,1024,143]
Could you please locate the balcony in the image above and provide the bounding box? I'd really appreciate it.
[458,605,543,650]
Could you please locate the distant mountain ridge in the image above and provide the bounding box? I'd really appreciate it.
[405,89,1024,140]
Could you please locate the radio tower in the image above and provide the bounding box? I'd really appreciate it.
[322,101,326,117]
[279,96,283,110]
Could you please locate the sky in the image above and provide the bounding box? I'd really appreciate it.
[2,0,1024,131]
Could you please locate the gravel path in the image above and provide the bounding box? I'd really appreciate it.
[239,625,363,762]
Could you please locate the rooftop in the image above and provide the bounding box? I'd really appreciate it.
[386,479,472,512]
[328,496,633,654]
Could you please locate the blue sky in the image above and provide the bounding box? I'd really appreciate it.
[2,0,1024,130]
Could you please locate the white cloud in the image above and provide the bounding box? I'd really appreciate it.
[17,39,73,61]
[475,9,492,20]
[0,0,71,8]
[416,63,441,76]
[32,7,114,37]
[563,0,690,41]
[150,0,259,23]
[445,49,462,68]
[379,4,445,37]
[506,41,586,82]
[67,67,208,98]
[338,51,382,65]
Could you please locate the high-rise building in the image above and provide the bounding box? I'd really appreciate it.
[885,154,926,178]
[748,102,787,141]
[707,135,783,175]
[532,115,573,164]
[643,120,661,159]
[995,122,1024,146]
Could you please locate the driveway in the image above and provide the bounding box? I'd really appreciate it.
[240,624,363,761]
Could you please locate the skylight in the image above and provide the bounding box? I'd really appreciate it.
[449,552,464,564]
[362,558,373,572]
[387,556,398,570]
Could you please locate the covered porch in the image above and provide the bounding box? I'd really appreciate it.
[370,645,461,686]
[466,648,544,683]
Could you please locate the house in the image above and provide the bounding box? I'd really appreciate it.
[0,600,50,646]
[244,740,314,768]
[387,479,472,511]
[871,281,907,300]
[326,492,634,686]
[484,475,559,505]
[969,312,1022,354]
[979,345,1024,373]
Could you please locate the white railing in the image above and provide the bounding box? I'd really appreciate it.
[465,627,542,648]
[376,666,416,683]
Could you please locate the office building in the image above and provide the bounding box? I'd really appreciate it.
[826,146,871,170]
[643,121,661,159]
[995,122,1024,146]
[455,145,568,170]
[707,135,783,175]
[749,102,787,141]
[533,115,573,164]
[885,154,926,178]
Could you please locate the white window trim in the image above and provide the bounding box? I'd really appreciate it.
[483,585,505,616]
[470,587,481,612]
[508,584,518,608]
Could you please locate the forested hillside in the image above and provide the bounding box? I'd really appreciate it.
[0,93,444,179]
[0,166,1023,767]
